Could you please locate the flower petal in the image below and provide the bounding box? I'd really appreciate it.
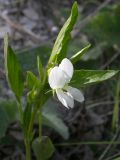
[56,89,74,108]
[67,86,84,102]
[48,66,66,89]
[59,58,73,82]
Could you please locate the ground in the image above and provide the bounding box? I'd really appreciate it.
[0,0,120,160]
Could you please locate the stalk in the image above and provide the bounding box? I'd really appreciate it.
[38,109,42,139]
[24,75,48,159]
[25,140,31,160]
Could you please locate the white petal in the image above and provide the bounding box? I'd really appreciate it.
[56,89,74,108]
[67,86,84,102]
[59,58,73,82]
[48,67,66,89]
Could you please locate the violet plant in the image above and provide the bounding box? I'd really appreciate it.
[4,2,118,160]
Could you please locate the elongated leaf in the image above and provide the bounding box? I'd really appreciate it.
[70,70,119,87]
[4,34,24,101]
[32,136,55,160]
[26,71,40,90]
[70,44,91,63]
[49,2,78,63]
[81,42,107,61]
[23,102,32,136]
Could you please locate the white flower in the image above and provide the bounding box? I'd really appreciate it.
[48,58,84,108]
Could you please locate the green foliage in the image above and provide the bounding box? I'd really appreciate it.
[17,45,51,71]
[1,100,18,122]
[3,2,120,160]
[0,100,18,139]
[70,44,91,63]
[23,102,32,137]
[26,71,40,90]
[84,4,120,46]
[71,70,119,87]
[4,34,24,101]
[26,71,42,103]
[32,136,55,160]
[42,99,69,139]
[49,2,78,64]
[81,42,107,61]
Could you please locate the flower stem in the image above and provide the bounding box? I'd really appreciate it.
[25,140,31,160]
[38,110,42,139]
[24,106,38,160]
[17,101,23,124]
[25,108,40,160]
[25,84,48,159]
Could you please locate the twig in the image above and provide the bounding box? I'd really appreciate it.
[87,100,120,109]
[100,52,120,69]
[104,152,120,160]
[0,68,5,79]
[55,140,120,146]
[0,10,46,43]
[98,129,120,160]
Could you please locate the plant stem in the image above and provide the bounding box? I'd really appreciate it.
[17,100,23,124]
[24,107,38,160]
[98,128,120,160]
[25,140,31,160]
[25,104,41,160]
[28,106,38,136]
[25,82,48,159]
[38,109,42,139]
[28,92,47,136]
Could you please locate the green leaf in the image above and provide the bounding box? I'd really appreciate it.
[49,2,78,64]
[81,42,107,61]
[70,44,91,63]
[4,34,24,101]
[23,102,32,136]
[0,100,18,122]
[32,136,55,160]
[26,71,43,102]
[26,71,40,90]
[84,4,120,46]
[17,45,51,71]
[0,100,18,139]
[42,99,69,140]
[70,70,119,87]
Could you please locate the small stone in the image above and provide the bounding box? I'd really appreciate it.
[20,17,36,30]
[51,26,58,33]
[23,8,39,21]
